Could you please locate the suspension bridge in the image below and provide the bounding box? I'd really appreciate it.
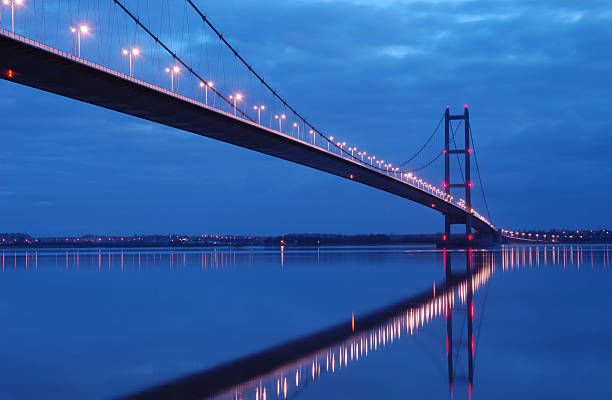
[0,0,518,244]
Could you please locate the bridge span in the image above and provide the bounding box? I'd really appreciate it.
[0,29,496,236]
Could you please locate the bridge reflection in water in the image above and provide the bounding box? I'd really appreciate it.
[119,245,607,400]
[1,245,609,399]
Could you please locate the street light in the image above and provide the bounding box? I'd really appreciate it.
[293,122,300,139]
[199,81,214,105]
[121,47,140,77]
[328,136,334,151]
[70,25,89,58]
[309,129,315,145]
[229,93,243,116]
[3,0,23,34]
[165,66,180,92]
[253,105,265,124]
[274,114,286,132]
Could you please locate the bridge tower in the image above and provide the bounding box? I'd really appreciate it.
[444,105,472,243]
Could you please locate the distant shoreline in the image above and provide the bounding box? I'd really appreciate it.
[1,230,610,248]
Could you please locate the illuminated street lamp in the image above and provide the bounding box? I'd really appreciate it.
[3,0,23,34]
[327,136,334,152]
[309,129,315,145]
[165,65,180,92]
[253,105,265,124]
[199,81,214,105]
[229,93,243,116]
[293,122,300,139]
[70,25,89,58]
[274,114,286,132]
[121,47,140,77]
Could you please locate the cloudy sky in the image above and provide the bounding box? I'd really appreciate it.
[0,0,610,236]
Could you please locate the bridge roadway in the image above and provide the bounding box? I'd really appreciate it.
[0,30,495,235]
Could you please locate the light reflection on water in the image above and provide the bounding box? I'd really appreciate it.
[0,245,610,400]
[1,245,609,272]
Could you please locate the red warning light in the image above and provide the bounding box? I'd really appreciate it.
[446,105,450,109]
[443,182,448,188]
[468,182,473,188]
[468,234,473,241]
[464,104,468,109]
[7,69,14,78]
[442,235,447,241]
[349,174,354,180]
[431,203,435,208]
[467,148,472,153]
[443,149,447,154]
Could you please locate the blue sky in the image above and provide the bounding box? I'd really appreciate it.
[0,0,610,236]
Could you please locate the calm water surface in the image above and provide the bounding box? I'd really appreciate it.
[0,245,610,399]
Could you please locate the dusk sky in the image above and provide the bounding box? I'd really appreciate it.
[1,0,610,236]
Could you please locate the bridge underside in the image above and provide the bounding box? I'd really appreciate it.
[0,33,495,235]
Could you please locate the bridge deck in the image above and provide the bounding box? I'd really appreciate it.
[0,30,495,234]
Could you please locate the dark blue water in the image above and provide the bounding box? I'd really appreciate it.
[0,245,609,399]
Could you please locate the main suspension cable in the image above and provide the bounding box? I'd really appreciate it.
[405,116,461,173]
[111,0,254,122]
[470,126,493,224]
[397,114,444,168]
[184,0,417,173]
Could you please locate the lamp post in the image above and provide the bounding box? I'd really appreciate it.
[253,105,265,124]
[199,81,214,105]
[122,48,139,77]
[165,66,180,92]
[328,136,333,152]
[293,122,299,139]
[70,25,89,58]
[3,0,23,34]
[274,114,286,132]
[309,129,315,145]
[229,94,243,116]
